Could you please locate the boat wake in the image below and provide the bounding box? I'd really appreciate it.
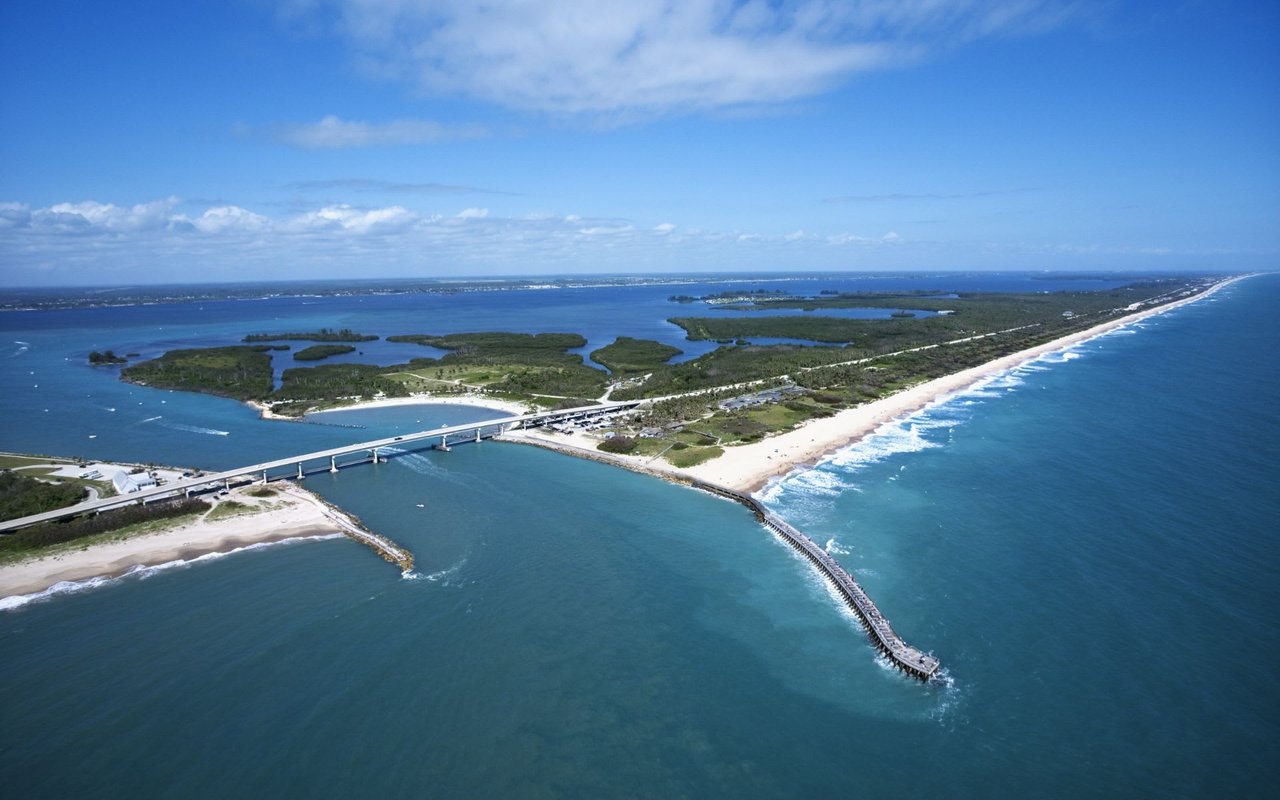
[155,419,230,436]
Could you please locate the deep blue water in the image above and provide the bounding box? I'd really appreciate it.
[0,273,1276,797]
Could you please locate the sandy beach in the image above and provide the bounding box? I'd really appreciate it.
[508,277,1242,494]
[683,277,1243,492]
[0,482,347,599]
[251,392,530,421]
[2,278,1235,600]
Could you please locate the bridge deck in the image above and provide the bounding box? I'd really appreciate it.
[0,401,638,532]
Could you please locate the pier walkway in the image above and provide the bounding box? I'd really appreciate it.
[689,479,941,681]
[0,401,639,532]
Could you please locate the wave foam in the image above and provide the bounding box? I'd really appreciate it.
[0,534,342,612]
[404,558,468,586]
[824,537,851,556]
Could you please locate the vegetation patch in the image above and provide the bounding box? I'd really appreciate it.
[272,363,409,414]
[388,332,607,398]
[598,435,638,454]
[0,454,73,470]
[248,487,277,498]
[293,344,357,361]
[0,498,209,556]
[590,337,682,374]
[245,328,377,343]
[88,350,127,365]
[0,472,87,522]
[122,346,274,401]
[666,445,723,468]
[206,500,255,521]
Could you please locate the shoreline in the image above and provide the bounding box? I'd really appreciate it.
[250,392,530,422]
[687,275,1246,493]
[506,276,1244,495]
[0,482,349,600]
[2,276,1240,602]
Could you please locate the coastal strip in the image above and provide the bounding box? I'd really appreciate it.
[682,273,1249,492]
[498,276,1243,678]
[0,483,406,599]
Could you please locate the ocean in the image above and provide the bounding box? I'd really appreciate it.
[0,273,1276,797]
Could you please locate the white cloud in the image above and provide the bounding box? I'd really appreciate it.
[288,204,417,233]
[266,115,488,148]
[290,0,1082,115]
[189,205,271,234]
[1,195,932,282]
[31,198,181,233]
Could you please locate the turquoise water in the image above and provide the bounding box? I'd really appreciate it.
[1,275,1277,797]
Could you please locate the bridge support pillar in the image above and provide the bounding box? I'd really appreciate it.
[441,435,448,449]
[371,448,379,464]
[260,470,268,485]
[224,478,230,490]
[475,429,481,443]
[297,463,304,479]
[330,456,338,473]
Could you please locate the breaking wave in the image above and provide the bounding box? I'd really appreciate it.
[761,326,1125,507]
[0,534,342,612]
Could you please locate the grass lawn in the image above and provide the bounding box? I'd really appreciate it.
[0,454,73,469]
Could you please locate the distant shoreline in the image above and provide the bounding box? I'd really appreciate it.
[2,276,1239,603]
[502,275,1246,495]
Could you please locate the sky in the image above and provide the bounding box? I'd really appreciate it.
[1,0,1277,286]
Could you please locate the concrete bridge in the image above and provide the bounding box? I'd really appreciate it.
[0,401,639,532]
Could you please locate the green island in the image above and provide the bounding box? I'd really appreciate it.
[88,350,128,365]
[244,328,378,343]
[589,336,682,374]
[113,277,1219,457]
[386,332,605,403]
[122,346,275,401]
[293,344,357,361]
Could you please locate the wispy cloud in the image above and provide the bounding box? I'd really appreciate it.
[246,115,488,148]
[0,197,908,281]
[286,1,1085,116]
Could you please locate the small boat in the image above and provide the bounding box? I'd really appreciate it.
[415,503,426,508]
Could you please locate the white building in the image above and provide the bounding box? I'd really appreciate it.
[112,470,157,494]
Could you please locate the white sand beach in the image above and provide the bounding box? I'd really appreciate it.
[508,277,1243,493]
[251,392,530,421]
[0,483,346,598]
[683,276,1243,492]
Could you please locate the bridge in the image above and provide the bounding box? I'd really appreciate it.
[0,401,639,532]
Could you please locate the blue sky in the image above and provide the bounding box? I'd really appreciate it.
[1,1,1276,285]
